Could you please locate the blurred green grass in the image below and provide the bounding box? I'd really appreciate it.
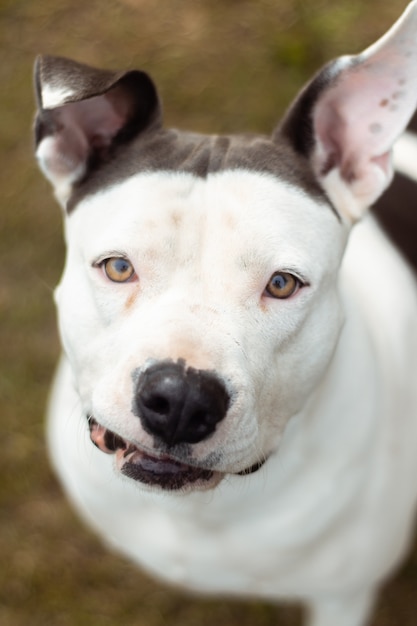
[1,1,416,624]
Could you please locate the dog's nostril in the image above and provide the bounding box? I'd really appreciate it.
[142,395,171,416]
[135,360,230,446]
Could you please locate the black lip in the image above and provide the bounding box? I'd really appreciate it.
[121,451,214,490]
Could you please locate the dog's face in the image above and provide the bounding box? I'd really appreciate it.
[56,167,345,488]
[35,3,417,490]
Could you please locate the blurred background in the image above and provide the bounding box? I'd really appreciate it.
[1,1,416,624]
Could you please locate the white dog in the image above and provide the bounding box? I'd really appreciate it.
[34,3,417,625]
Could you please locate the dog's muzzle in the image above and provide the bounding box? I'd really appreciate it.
[88,360,265,490]
[88,360,230,490]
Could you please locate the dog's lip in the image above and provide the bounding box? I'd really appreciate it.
[88,416,266,489]
[88,416,218,490]
[119,445,217,490]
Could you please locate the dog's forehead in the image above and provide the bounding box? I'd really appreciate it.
[67,169,344,274]
[67,128,329,212]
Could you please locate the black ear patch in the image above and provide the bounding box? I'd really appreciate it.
[275,60,342,159]
[34,55,162,202]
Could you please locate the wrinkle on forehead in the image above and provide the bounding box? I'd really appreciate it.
[67,128,331,213]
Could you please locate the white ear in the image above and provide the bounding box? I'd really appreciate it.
[280,1,417,223]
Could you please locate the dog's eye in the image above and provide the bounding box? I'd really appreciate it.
[264,272,300,299]
[102,257,135,283]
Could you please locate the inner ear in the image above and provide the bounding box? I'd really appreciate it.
[275,1,417,223]
[103,71,162,142]
[34,56,162,205]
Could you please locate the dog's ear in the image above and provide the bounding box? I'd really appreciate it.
[34,55,161,206]
[277,1,417,223]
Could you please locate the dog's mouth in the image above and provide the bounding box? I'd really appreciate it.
[88,417,219,490]
[88,417,265,491]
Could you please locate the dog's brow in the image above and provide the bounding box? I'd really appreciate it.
[66,130,333,214]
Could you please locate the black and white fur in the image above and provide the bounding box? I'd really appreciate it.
[34,3,417,625]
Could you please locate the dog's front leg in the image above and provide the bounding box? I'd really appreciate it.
[307,589,375,626]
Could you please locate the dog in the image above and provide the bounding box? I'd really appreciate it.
[34,3,417,625]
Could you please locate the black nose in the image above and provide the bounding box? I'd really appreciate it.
[135,360,230,446]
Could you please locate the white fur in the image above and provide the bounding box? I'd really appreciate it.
[41,83,76,109]
[47,168,417,626]
[393,130,417,181]
[36,136,86,207]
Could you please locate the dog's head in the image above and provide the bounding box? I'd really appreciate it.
[35,3,417,491]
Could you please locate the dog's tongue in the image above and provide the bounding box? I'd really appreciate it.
[118,445,213,490]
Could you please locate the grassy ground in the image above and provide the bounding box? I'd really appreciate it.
[1,0,417,624]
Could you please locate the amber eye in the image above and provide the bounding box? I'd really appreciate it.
[102,257,135,283]
[265,272,300,299]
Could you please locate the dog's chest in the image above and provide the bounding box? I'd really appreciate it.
[70,440,394,600]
